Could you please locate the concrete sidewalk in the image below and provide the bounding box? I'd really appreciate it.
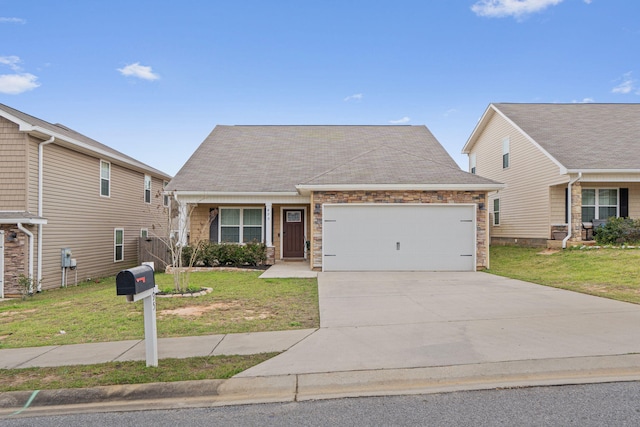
[0,329,316,370]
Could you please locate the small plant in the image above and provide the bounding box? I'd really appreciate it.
[17,274,39,300]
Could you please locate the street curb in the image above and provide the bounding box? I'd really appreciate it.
[2,355,640,415]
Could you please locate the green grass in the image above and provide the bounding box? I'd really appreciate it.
[0,353,278,392]
[0,271,318,349]
[487,246,640,304]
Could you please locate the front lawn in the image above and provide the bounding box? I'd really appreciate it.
[0,271,319,349]
[487,246,640,304]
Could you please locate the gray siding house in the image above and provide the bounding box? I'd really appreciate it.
[166,125,503,272]
[0,104,171,297]
[462,103,640,247]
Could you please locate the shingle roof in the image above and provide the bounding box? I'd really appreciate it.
[0,103,170,179]
[167,125,501,192]
[492,103,640,170]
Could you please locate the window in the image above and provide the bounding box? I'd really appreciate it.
[219,208,264,243]
[140,228,148,238]
[100,160,110,197]
[469,153,476,174]
[144,175,151,203]
[502,137,510,169]
[493,198,500,226]
[163,181,169,207]
[582,189,618,223]
[114,228,124,262]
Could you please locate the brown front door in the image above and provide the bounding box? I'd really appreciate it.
[283,209,305,258]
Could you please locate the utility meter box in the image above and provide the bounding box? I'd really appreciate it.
[61,248,73,267]
[116,265,155,296]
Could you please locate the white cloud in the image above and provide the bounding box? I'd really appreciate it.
[117,62,160,81]
[0,55,22,71]
[0,73,40,94]
[0,17,26,24]
[389,116,410,124]
[471,0,564,19]
[583,0,592,4]
[572,98,595,103]
[611,72,636,94]
[343,93,363,102]
[443,108,458,117]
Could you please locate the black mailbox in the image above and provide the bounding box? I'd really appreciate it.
[116,265,155,296]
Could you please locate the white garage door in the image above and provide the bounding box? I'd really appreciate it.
[323,204,476,272]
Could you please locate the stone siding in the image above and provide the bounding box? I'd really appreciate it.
[2,225,27,297]
[310,190,489,270]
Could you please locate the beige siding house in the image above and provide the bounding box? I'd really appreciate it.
[0,104,171,297]
[166,126,503,272]
[462,103,640,247]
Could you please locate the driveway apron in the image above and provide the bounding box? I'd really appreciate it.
[237,272,640,377]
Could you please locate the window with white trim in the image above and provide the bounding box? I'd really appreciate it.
[219,208,264,243]
[114,228,124,262]
[469,153,476,174]
[163,181,169,207]
[100,160,110,197]
[502,137,510,169]
[140,228,148,238]
[493,198,500,226]
[582,189,618,223]
[144,175,151,203]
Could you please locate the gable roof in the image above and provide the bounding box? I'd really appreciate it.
[167,125,502,194]
[464,103,640,172]
[0,103,171,179]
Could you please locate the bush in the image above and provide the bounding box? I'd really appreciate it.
[594,217,640,245]
[181,241,267,267]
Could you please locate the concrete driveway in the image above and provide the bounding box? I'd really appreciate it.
[238,272,640,377]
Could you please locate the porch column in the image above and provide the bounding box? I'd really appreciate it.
[265,202,273,246]
[176,198,188,247]
[570,181,583,242]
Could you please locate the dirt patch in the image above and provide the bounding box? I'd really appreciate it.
[158,302,241,318]
[537,249,560,255]
[0,309,37,317]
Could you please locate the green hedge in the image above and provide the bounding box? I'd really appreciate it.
[594,217,640,245]
[181,242,267,267]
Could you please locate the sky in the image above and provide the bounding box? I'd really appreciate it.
[1,0,639,176]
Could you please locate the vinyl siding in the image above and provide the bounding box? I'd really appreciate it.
[470,111,566,239]
[0,117,27,210]
[38,143,169,290]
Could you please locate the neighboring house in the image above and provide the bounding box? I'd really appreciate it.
[462,103,640,248]
[0,103,171,297]
[166,125,503,272]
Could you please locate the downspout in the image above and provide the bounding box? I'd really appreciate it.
[17,223,34,294]
[37,137,55,291]
[562,172,582,249]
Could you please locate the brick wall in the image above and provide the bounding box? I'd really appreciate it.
[310,190,489,270]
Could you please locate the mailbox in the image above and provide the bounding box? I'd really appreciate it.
[116,265,155,296]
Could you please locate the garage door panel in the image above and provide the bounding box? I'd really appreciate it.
[323,204,475,272]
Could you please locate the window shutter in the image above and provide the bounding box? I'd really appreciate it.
[620,188,629,217]
[209,208,219,242]
[565,188,569,224]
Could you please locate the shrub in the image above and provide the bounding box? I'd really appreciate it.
[594,217,640,245]
[181,242,267,267]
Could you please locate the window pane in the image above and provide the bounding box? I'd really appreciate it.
[598,189,617,206]
[582,207,595,222]
[493,199,500,211]
[145,189,151,203]
[494,212,500,225]
[221,227,240,242]
[221,209,240,226]
[243,226,262,243]
[582,189,595,205]
[243,209,262,226]
[599,207,617,220]
[115,230,123,244]
[115,246,123,261]
[101,162,109,179]
[101,179,110,196]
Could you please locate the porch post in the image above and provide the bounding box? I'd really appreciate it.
[570,181,583,242]
[265,202,273,247]
[176,197,188,247]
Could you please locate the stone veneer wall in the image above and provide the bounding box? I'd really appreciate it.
[310,191,489,270]
[1,225,27,297]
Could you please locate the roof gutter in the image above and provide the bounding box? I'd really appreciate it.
[17,223,35,294]
[562,172,582,249]
[37,136,54,291]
